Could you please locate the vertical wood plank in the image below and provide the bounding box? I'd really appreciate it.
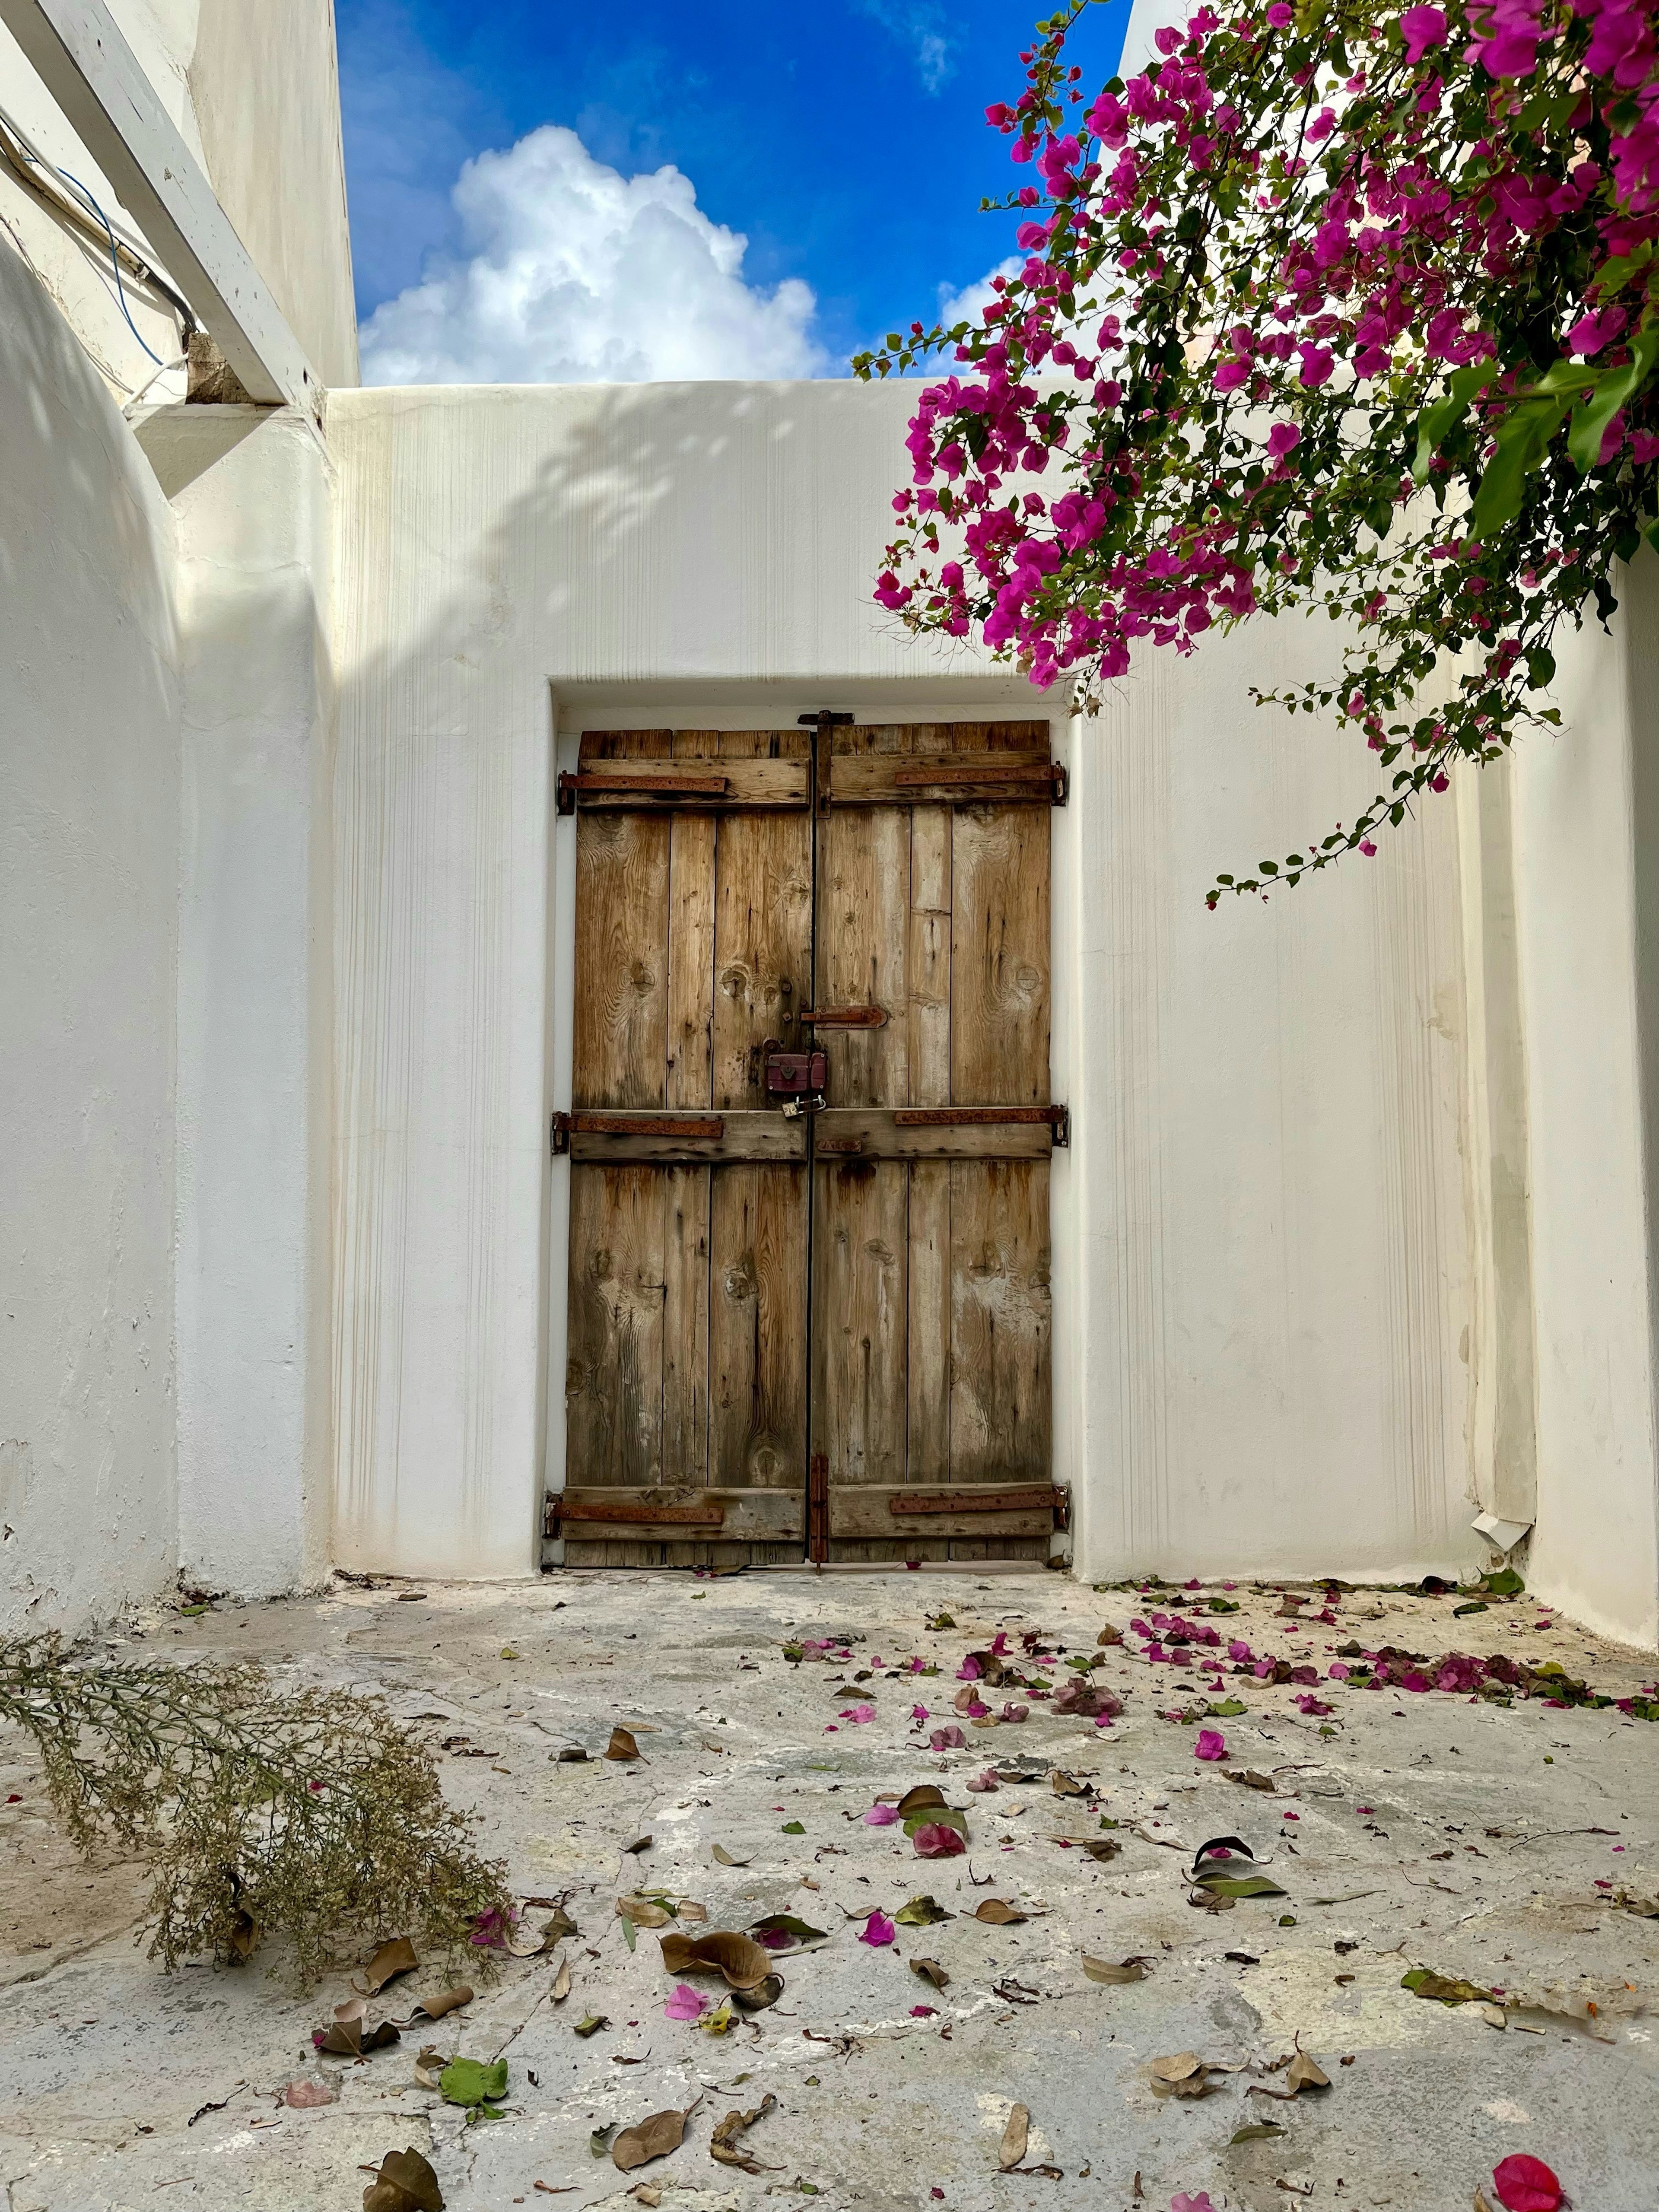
[817,805,910,1105]
[709,1165,808,1487]
[949,1158,1052,1484]
[712,740,811,1108]
[951,806,1050,1108]
[573,812,670,1109]
[814,1158,908,1488]
[565,1166,666,1487]
[906,799,953,1485]
[665,817,715,1109]
[661,1166,709,1484]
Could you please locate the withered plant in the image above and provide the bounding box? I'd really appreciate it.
[0,1637,511,1984]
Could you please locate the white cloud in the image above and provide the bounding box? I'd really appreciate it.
[359,125,826,386]
[936,257,1020,330]
[857,0,952,90]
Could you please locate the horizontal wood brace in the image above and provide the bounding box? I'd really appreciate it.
[546,1494,726,1531]
[560,756,809,814]
[888,1485,1067,1520]
[891,760,1063,788]
[569,1112,725,1138]
[545,1489,809,1540]
[892,1106,1061,1128]
[800,1005,888,1027]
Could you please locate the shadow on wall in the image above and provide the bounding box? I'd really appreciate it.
[0,245,181,1633]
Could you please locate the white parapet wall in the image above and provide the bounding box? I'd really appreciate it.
[327,378,1481,1587]
[0,240,180,1632]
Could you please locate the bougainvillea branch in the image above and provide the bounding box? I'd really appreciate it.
[854,0,1659,902]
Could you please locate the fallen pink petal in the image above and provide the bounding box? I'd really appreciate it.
[1194,1728,1228,1761]
[864,1802,902,1824]
[859,1911,896,1947]
[664,1983,709,2021]
[913,1822,967,1858]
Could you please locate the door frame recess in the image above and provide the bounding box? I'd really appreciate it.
[540,692,1082,1572]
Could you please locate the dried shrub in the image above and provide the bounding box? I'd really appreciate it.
[0,1637,511,1984]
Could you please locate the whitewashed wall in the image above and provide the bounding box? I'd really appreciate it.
[0,242,179,1631]
[328,379,1478,1585]
[1510,558,1659,1648]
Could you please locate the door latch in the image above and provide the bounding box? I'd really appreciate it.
[762,1042,826,1114]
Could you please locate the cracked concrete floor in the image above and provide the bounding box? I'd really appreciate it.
[3,1570,1659,2212]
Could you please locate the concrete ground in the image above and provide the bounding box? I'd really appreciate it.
[3,1569,1657,2212]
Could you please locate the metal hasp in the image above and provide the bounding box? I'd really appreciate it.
[807,1453,830,1563]
[0,0,322,421]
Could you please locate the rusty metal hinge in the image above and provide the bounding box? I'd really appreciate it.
[550,1112,571,1157]
[807,1452,830,1564]
[543,1490,562,1539]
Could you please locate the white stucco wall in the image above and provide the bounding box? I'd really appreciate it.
[0,0,357,404]
[1511,560,1659,1649]
[136,403,337,1601]
[0,240,180,1632]
[328,378,1478,1585]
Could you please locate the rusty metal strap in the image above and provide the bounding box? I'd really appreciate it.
[888,1485,1068,1520]
[546,1495,727,1530]
[553,1112,725,1152]
[891,760,1060,788]
[800,1006,888,1027]
[891,1106,1063,1128]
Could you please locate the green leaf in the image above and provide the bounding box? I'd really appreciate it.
[1568,320,1659,472]
[441,2056,509,2110]
[1471,397,1569,536]
[781,1820,805,1835]
[1525,647,1555,689]
[620,1914,636,1951]
[1411,362,1496,483]
[1195,1872,1288,1899]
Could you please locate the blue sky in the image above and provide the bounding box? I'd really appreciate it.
[336,0,1131,382]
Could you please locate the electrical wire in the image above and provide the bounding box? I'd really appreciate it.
[0,102,195,354]
[121,353,188,415]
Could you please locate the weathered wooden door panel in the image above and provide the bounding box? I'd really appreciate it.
[558,720,1058,1567]
[811,722,1055,1561]
[561,730,809,1566]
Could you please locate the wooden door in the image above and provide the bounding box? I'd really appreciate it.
[552,720,1061,1567]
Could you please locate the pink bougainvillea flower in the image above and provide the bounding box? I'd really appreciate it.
[1399,5,1448,62]
[664,1983,709,2021]
[911,1703,930,1723]
[1294,1693,1334,1716]
[1001,1701,1030,1723]
[957,1656,982,1681]
[1265,422,1301,458]
[840,1703,877,1724]
[910,2004,938,2017]
[1194,1728,1228,1761]
[929,1725,968,1751]
[470,1908,512,1949]
[1491,2155,1562,2212]
[966,1768,1000,1792]
[1171,2194,1220,2212]
[859,1910,896,1947]
[914,1822,968,1858]
[865,1802,902,1825]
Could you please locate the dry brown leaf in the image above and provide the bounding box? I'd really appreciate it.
[896,1784,949,1816]
[509,1918,552,1958]
[362,2145,444,2212]
[659,1929,775,1990]
[315,1997,400,2057]
[1227,1771,1277,1794]
[710,2094,780,2173]
[618,1895,674,1930]
[731,1974,785,2013]
[1149,2053,1203,2085]
[973,1899,1027,1926]
[607,1727,642,1762]
[623,1835,653,1856]
[712,1844,752,1867]
[1284,2052,1330,2094]
[1096,1624,1124,1646]
[386,1986,473,2029]
[910,1957,950,1989]
[999,2105,1030,2171]
[413,2045,447,2091]
[1082,1956,1147,1985]
[612,2098,702,2173]
[358,1936,421,1996]
[630,2189,662,2207]
[284,2078,337,2108]
[227,1908,261,1963]
[552,1955,573,2004]
[1050,1771,1087,1797]
[678,1899,709,1924]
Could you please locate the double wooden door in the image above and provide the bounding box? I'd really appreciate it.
[551,718,1063,1566]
